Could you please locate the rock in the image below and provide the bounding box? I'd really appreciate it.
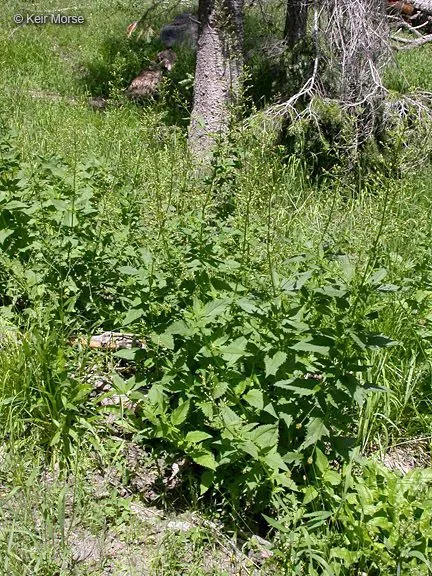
[160,13,199,49]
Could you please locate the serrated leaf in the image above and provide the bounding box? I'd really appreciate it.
[248,424,278,449]
[236,297,258,314]
[220,405,242,426]
[213,381,228,399]
[265,351,287,377]
[202,298,230,319]
[171,400,190,426]
[185,431,213,443]
[239,440,259,459]
[139,248,153,266]
[315,447,329,473]
[378,284,399,292]
[151,332,174,350]
[367,268,387,285]
[279,412,294,429]
[302,418,330,449]
[190,449,217,470]
[262,450,288,471]
[165,320,192,337]
[264,402,278,419]
[314,285,347,298]
[199,402,213,419]
[292,340,330,355]
[243,388,264,410]
[275,380,317,396]
[221,337,249,364]
[280,270,313,292]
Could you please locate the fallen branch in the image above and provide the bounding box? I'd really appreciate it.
[392,31,432,46]
[72,332,146,351]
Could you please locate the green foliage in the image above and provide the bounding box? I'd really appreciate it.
[1,2,432,571]
[270,457,432,575]
[119,218,398,510]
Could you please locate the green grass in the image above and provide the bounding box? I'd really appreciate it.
[0,1,432,574]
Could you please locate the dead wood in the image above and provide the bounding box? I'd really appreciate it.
[73,332,146,351]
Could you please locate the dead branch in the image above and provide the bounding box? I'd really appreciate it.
[392,31,432,45]
[72,332,146,351]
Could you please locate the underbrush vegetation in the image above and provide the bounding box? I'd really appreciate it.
[1,1,432,574]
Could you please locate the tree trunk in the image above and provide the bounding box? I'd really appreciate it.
[284,0,309,47]
[188,0,244,162]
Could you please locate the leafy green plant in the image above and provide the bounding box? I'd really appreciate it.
[114,220,398,511]
[269,455,432,575]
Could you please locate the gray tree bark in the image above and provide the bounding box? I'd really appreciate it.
[284,0,309,47]
[188,0,244,161]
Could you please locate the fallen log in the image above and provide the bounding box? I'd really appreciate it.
[72,332,146,351]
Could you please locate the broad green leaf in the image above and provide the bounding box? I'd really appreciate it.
[139,248,153,266]
[202,299,230,319]
[406,550,431,569]
[199,402,213,419]
[264,402,278,419]
[0,229,13,244]
[279,412,294,429]
[262,450,288,471]
[221,336,249,364]
[151,332,174,350]
[213,381,228,399]
[367,268,387,285]
[220,405,242,426]
[368,517,393,530]
[243,389,264,410]
[265,351,287,377]
[239,440,259,459]
[315,447,329,473]
[165,320,192,337]
[190,449,217,470]
[262,514,287,532]
[292,340,330,355]
[185,431,213,443]
[171,400,190,426]
[314,285,347,298]
[349,331,366,349]
[275,380,317,396]
[236,297,258,314]
[248,424,278,449]
[377,283,399,292]
[303,486,319,504]
[114,348,140,361]
[123,308,144,325]
[323,470,341,486]
[118,266,139,275]
[280,270,313,292]
[302,418,330,449]
[200,470,214,495]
